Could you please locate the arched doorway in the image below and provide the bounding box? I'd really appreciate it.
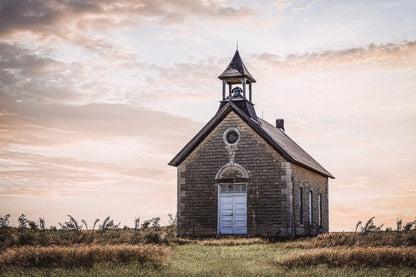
[216,162,248,235]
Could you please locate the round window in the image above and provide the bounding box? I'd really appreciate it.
[226,131,238,144]
[223,127,241,146]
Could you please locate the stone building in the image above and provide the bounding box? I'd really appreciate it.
[169,50,334,237]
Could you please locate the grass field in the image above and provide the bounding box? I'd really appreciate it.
[1,239,416,276]
[1,215,416,276]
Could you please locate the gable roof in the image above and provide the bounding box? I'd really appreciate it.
[168,102,334,179]
[218,50,256,84]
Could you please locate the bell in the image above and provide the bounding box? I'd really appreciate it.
[231,87,243,98]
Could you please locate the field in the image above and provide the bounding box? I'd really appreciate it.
[1,235,416,276]
[1,241,416,276]
[1,215,416,276]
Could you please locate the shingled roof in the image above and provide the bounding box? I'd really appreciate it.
[218,50,256,84]
[168,102,334,179]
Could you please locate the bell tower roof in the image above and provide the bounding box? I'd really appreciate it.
[218,50,256,84]
[218,49,257,120]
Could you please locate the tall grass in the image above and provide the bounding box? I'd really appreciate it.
[0,214,175,268]
[2,213,416,273]
[277,247,416,267]
[2,244,416,277]
[0,244,170,268]
[0,227,177,251]
[0,214,177,252]
[285,231,416,248]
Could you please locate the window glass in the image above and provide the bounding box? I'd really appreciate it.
[219,184,247,194]
[299,187,303,224]
[318,193,322,226]
[309,191,313,225]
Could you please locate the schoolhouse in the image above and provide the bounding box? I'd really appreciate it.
[169,50,334,237]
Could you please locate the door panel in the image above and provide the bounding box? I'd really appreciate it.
[219,195,247,234]
[233,196,247,234]
[220,196,233,234]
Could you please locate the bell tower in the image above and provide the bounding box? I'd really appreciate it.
[218,50,258,120]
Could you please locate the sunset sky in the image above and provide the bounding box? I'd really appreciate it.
[1,0,415,231]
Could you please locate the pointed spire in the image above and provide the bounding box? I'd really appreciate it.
[218,50,256,84]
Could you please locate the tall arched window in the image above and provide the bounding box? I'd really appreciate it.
[299,187,303,224]
[309,191,313,226]
[318,193,322,227]
[216,162,248,235]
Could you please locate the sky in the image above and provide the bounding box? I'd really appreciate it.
[0,0,415,231]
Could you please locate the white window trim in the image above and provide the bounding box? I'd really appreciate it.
[223,127,241,146]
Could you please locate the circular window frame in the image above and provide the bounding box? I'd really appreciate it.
[223,127,241,146]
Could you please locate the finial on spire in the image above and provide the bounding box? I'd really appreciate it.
[236,40,238,51]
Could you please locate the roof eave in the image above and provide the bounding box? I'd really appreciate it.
[168,102,236,167]
[218,75,256,84]
[290,160,335,179]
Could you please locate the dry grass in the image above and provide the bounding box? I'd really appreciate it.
[277,246,416,267]
[285,231,416,249]
[0,244,171,268]
[0,226,176,251]
[2,243,416,277]
[1,239,416,276]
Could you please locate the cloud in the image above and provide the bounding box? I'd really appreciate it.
[274,0,292,10]
[291,7,306,12]
[0,98,202,149]
[252,41,416,73]
[0,0,259,40]
[290,1,315,13]
[0,40,226,119]
[0,149,177,199]
[0,42,91,104]
[0,95,202,201]
[1,22,416,230]
[0,39,204,179]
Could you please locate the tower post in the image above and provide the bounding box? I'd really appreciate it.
[222,80,226,100]
[249,83,252,102]
[242,78,246,99]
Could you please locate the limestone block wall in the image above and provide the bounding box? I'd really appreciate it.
[291,164,329,235]
[177,111,293,237]
[176,111,329,237]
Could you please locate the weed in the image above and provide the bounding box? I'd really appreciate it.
[0,214,11,228]
[99,216,120,231]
